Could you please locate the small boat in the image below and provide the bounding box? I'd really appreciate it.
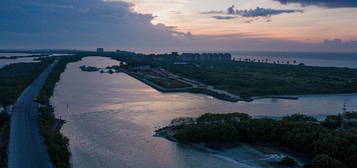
[80,65,99,72]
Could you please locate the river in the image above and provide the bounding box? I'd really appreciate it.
[51,56,357,168]
[0,57,39,69]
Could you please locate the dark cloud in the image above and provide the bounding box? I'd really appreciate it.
[0,0,188,49]
[0,0,356,53]
[203,5,302,21]
[229,6,303,17]
[212,16,237,20]
[274,0,357,8]
[228,5,236,14]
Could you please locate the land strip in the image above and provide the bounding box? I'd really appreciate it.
[8,59,58,168]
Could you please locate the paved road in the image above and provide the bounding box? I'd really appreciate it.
[8,60,58,168]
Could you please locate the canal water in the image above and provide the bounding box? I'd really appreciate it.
[0,57,39,69]
[51,57,357,168]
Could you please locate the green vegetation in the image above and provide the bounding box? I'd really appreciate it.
[282,114,318,122]
[161,61,357,98]
[157,112,357,168]
[112,53,357,98]
[131,72,191,89]
[278,157,298,167]
[321,112,357,129]
[196,113,251,123]
[0,58,53,167]
[37,56,83,168]
[0,113,10,168]
[0,59,54,105]
[304,154,345,168]
[38,106,70,168]
[147,77,191,88]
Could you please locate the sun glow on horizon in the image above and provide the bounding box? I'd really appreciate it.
[120,0,357,43]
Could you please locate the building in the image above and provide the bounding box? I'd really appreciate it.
[179,53,231,61]
[97,48,104,53]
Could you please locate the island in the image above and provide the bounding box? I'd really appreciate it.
[155,112,357,168]
[104,51,357,101]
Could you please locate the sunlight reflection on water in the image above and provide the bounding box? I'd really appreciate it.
[51,57,357,168]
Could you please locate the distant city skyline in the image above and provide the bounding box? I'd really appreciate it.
[1,0,357,53]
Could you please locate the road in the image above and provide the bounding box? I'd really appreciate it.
[8,59,58,168]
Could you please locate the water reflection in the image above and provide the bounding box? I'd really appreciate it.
[0,57,39,68]
[51,57,357,168]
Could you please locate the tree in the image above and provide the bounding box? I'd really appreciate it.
[282,114,317,122]
[278,156,297,167]
[304,154,345,168]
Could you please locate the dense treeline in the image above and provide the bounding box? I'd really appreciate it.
[160,113,357,168]
[0,113,10,168]
[38,106,70,168]
[107,53,357,98]
[0,58,54,105]
[162,61,357,98]
[37,56,83,168]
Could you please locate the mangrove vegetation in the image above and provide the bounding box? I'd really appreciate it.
[156,112,357,168]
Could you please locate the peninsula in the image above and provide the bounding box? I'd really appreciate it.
[155,112,357,168]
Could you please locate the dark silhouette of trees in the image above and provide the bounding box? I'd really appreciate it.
[162,113,357,168]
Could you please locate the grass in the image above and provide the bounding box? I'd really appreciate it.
[146,77,191,88]
[0,58,54,105]
[161,61,357,98]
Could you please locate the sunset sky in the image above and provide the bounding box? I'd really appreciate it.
[1,0,357,52]
[125,0,357,41]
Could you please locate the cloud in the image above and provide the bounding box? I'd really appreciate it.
[229,6,303,17]
[0,0,356,53]
[200,11,224,14]
[188,35,357,53]
[274,0,357,8]
[202,5,302,21]
[0,0,188,49]
[212,16,237,20]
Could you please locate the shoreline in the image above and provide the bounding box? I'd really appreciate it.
[120,69,246,102]
[121,69,357,102]
[119,69,310,102]
[154,126,305,168]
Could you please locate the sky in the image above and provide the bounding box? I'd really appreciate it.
[1,0,357,52]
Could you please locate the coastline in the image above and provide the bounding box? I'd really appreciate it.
[120,69,357,103]
[154,126,305,168]
[120,69,246,102]
[119,69,305,102]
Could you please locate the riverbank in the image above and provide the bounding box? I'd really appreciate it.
[107,52,357,99]
[48,56,357,168]
[154,126,304,168]
[155,112,357,168]
[121,68,303,102]
[115,68,245,102]
[36,56,84,168]
[0,58,54,106]
[0,112,10,168]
